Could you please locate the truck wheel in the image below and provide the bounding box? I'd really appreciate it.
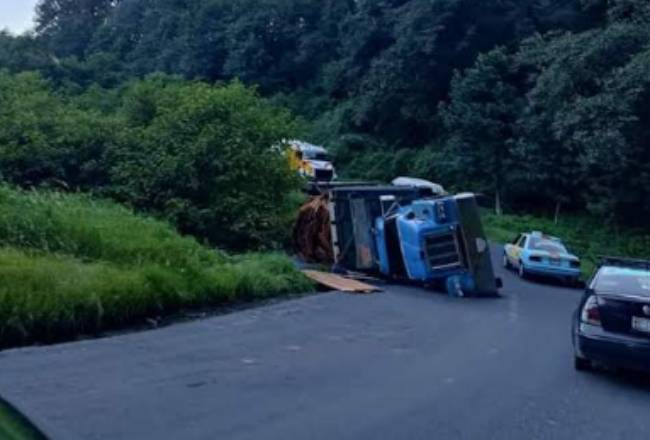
[574,355,592,371]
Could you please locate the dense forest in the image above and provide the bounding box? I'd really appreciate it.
[1,0,649,247]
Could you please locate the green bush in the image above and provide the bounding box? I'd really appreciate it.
[0,397,43,440]
[0,72,302,251]
[108,77,303,250]
[0,187,312,350]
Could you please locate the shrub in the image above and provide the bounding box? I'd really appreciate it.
[0,72,303,251]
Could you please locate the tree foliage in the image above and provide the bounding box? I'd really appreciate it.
[1,0,649,230]
[0,72,301,249]
[442,3,650,223]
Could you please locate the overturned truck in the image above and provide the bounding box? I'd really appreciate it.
[294,183,501,297]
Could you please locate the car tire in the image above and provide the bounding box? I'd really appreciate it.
[518,262,527,279]
[503,254,511,269]
[574,355,592,371]
[572,278,585,289]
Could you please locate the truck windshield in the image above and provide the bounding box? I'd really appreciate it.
[528,237,567,253]
[304,151,330,161]
[595,267,650,296]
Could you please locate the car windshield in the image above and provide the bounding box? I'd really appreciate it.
[528,237,567,253]
[594,266,650,296]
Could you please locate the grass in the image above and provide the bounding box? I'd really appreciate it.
[0,187,313,350]
[0,399,45,440]
[482,211,650,277]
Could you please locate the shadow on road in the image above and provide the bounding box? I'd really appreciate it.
[520,272,585,290]
[587,367,650,392]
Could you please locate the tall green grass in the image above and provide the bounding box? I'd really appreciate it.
[483,212,650,276]
[0,187,312,350]
[0,187,224,268]
[0,398,45,440]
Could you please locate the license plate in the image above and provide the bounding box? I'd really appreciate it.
[632,316,650,334]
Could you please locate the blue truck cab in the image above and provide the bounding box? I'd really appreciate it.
[327,185,500,297]
[374,198,478,296]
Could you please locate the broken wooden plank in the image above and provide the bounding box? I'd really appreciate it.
[302,270,381,293]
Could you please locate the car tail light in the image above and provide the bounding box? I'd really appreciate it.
[581,296,601,326]
[529,255,542,262]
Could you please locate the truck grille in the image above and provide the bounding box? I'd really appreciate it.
[425,232,464,270]
[314,169,333,181]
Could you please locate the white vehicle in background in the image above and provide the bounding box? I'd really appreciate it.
[287,140,336,182]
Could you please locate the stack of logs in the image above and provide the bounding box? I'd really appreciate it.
[292,195,334,264]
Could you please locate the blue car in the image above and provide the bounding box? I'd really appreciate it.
[573,258,650,372]
[503,232,581,285]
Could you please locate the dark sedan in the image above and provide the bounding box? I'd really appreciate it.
[573,257,650,372]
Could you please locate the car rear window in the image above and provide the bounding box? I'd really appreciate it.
[594,266,650,296]
[528,237,567,253]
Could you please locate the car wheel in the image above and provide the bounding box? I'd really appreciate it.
[574,355,592,371]
[564,277,574,287]
[518,262,527,279]
[503,254,511,269]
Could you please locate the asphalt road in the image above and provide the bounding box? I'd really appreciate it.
[1,246,649,440]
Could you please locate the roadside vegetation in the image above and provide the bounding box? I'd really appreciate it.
[0,187,312,350]
[483,212,650,277]
[0,72,302,251]
[3,0,649,231]
[0,398,45,440]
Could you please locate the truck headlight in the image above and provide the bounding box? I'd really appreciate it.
[435,202,448,223]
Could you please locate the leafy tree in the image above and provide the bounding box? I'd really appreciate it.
[108,77,302,249]
[0,72,302,249]
[3,0,650,231]
[441,1,650,224]
[35,0,119,57]
[0,71,114,189]
[0,32,50,73]
[440,48,524,214]
[5,0,586,150]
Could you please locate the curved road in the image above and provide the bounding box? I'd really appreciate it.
[1,246,649,439]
